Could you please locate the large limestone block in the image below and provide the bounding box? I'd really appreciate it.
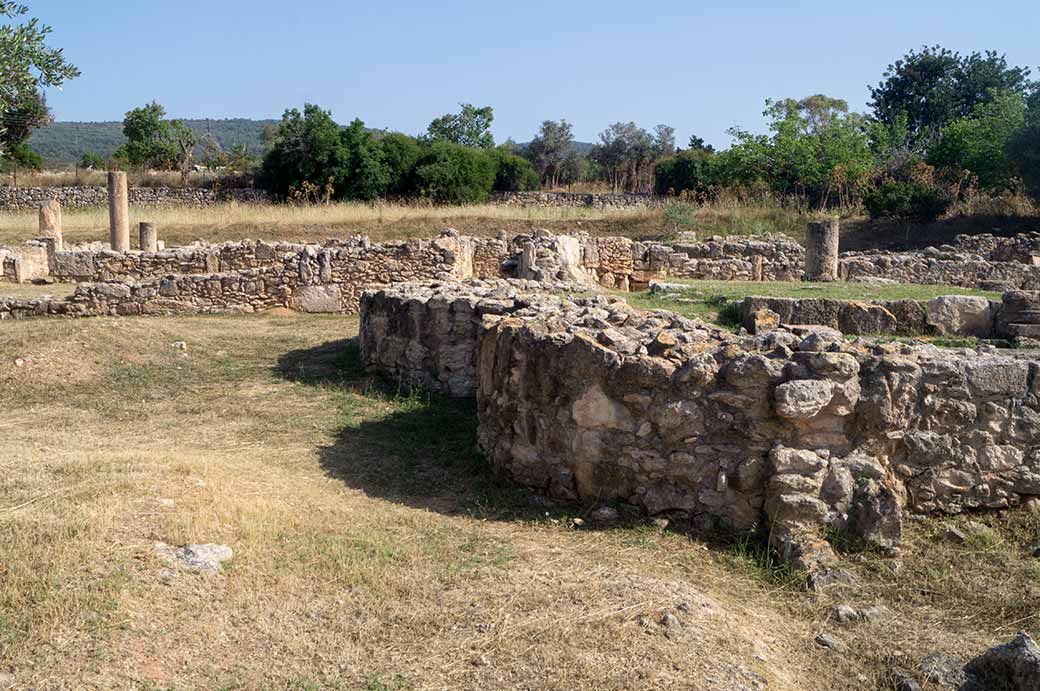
[926,295,995,337]
[291,285,343,313]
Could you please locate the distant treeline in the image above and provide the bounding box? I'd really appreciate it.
[28,118,279,163]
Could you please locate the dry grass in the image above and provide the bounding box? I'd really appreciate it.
[0,282,75,300]
[3,170,223,189]
[0,312,1036,689]
[0,199,818,250]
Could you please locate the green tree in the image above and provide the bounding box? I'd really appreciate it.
[79,151,105,170]
[726,96,875,208]
[373,131,420,196]
[654,148,719,200]
[526,120,574,187]
[0,2,78,158]
[928,90,1027,192]
[339,118,390,201]
[488,146,540,192]
[260,104,349,200]
[1010,91,1040,201]
[413,141,497,203]
[424,103,495,149]
[115,101,176,168]
[869,46,1033,147]
[1,89,49,175]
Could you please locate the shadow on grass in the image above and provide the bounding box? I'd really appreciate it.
[275,337,531,519]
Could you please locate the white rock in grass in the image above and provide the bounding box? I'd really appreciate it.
[155,542,233,574]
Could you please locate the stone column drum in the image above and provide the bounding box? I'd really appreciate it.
[139,222,158,252]
[38,199,63,250]
[804,219,840,282]
[107,171,130,253]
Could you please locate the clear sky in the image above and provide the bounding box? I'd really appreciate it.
[29,0,1040,148]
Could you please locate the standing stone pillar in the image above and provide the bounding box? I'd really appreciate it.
[139,222,158,252]
[804,219,840,282]
[38,199,63,250]
[107,171,130,252]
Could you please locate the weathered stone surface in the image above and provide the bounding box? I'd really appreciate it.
[355,279,1040,575]
[927,295,996,337]
[965,633,1040,690]
[740,296,928,336]
[291,285,343,313]
[154,542,233,574]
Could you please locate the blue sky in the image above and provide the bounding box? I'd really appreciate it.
[29,0,1040,147]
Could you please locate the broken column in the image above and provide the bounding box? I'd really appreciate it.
[804,219,840,282]
[139,222,158,252]
[107,171,130,252]
[38,199,63,250]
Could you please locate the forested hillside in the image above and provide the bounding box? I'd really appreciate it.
[29,118,279,163]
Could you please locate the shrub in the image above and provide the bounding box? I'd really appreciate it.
[79,151,106,170]
[488,148,540,192]
[375,132,421,196]
[654,149,720,201]
[863,179,950,223]
[412,142,497,204]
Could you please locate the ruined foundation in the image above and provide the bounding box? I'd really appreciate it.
[360,280,1040,574]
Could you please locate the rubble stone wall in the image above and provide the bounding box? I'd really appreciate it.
[0,186,270,210]
[359,281,1040,573]
[489,191,660,209]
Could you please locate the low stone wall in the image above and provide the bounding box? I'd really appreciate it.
[490,191,661,209]
[740,295,1002,338]
[361,281,1040,577]
[2,232,478,319]
[0,186,270,210]
[359,280,588,396]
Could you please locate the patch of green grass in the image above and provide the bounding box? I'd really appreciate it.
[362,674,412,691]
[725,532,806,589]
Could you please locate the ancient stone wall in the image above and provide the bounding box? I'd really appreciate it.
[1,232,481,318]
[0,186,270,210]
[489,191,661,209]
[360,281,1040,576]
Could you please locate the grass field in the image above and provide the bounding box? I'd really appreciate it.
[0,312,1037,689]
[625,279,1003,327]
[0,200,813,249]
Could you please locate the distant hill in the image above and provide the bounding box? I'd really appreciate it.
[29,118,597,165]
[29,119,279,164]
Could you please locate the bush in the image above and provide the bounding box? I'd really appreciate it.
[412,142,497,204]
[376,132,421,196]
[488,148,540,192]
[654,149,720,201]
[863,179,950,223]
[79,151,106,170]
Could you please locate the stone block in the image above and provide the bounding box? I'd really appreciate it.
[291,285,344,313]
[927,295,995,337]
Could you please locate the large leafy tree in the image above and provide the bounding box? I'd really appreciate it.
[1010,91,1040,201]
[869,46,1033,148]
[928,90,1027,192]
[424,103,495,149]
[0,2,78,158]
[591,122,673,193]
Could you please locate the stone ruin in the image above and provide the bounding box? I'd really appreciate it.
[360,279,1040,582]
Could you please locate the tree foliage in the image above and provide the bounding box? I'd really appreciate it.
[0,1,78,159]
[590,122,674,193]
[424,103,495,149]
[525,120,574,188]
[870,46,1033,148]
[114,101,176,169]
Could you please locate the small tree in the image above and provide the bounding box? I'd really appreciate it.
[526,120,573,187]
[424,103,495,149]
[79,151,105,170]
[0,2,78,159]
[116,101,176,169]
[170,120,199,184]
